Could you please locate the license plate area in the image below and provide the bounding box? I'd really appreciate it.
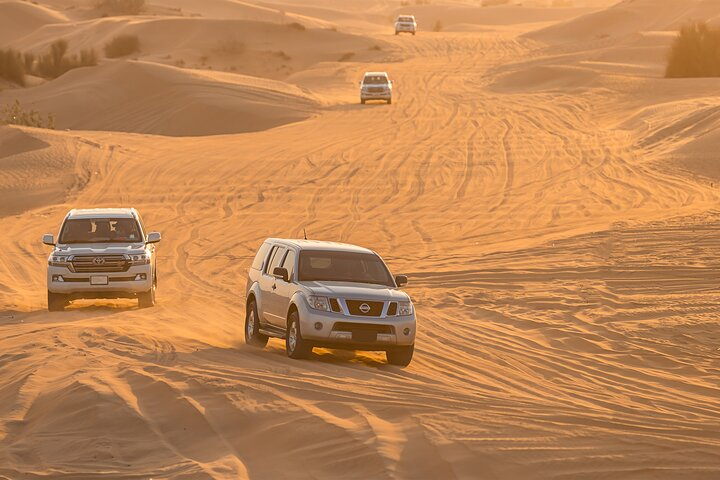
[90,275,108,285]
[352,330,377,343]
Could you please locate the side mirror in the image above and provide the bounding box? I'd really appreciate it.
[147,232,162,244]
[395,275,408,287]
[42,234,55,246]
[273,267,290,283]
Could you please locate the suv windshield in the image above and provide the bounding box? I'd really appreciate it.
[363,76,388,85]
[59,218,143,244]
[398,17,414,22]
[298,250,395,287]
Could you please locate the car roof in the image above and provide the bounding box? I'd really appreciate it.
[66,208,138,219]
[397,15,415,19]
[364,71,389,77]
[266,238,375,254]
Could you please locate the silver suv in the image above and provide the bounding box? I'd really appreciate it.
[360,72,393,105]
[245,239,416,366]
[395,15,417,35]
[42,208,161,311]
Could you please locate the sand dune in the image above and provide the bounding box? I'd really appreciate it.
[0,61,320,136]
[1,0,720,478]
[0,0,68,44]
[11,16,386,80]
[531,0,720,44]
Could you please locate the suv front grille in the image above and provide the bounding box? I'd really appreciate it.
[345,300,384,316]
[71,255,129,273]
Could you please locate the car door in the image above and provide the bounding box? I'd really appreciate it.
[269,248,296,325]
[258,245,285,325]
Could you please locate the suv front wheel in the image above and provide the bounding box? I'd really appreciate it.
[48,290,67,311]
[286,311,312,359]
[386,344,414,366]
[138,274,156,308]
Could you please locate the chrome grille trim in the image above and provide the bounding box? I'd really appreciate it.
[70,255,129,273]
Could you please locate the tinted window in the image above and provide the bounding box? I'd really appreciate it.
[267,246,287,274]
[363,76,388,85]
[252,242,272,270]
[298,250,394,287]
[282,250,296,281]
[59,218,142,244]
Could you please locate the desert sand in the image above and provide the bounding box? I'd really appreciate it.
[1,0,719,478]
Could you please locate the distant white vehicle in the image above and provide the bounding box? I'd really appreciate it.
[395,15,417,35]
[360,71,393,105]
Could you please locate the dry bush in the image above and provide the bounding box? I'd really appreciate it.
[96,0,145,15]
[104,34,141,58]
[338,52,355,62]
[0,48,26,86]
[36,40,98,79]
[215,39,246,55]
[433,20,443,32]
[666,22,720,78]
[1,100,55,129]
[286,22,306,31]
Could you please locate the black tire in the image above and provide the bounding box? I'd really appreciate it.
[387,98,392,105]
[138,275,156,308]
[361,99,366,104]
[395,31,399,35]
[412,32,416,36]
[47,291,67,312]
[245,299,268,347]
[286,311,312,359]
[386,345,414,366]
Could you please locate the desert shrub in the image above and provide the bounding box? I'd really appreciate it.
[286,22,306,31]
[104,34,140,58]
[0,48,26,86]
[433,20,443,32]
[666,22,720,78]
[36,40,98,79]
[215,39,246,55]
[96,0,145,15]
[338,52,354,62]
[1,100,55,129]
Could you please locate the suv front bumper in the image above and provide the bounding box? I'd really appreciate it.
[47,264,153,298]
[296,300,416,348]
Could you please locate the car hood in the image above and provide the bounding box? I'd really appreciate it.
[301,281,409,301]
[53,243,146,256]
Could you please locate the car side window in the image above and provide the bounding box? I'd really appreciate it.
[282,250,296,281]
[267,246,287,275]
[252,242,272,271]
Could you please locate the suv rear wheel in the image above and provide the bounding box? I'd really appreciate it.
[47,290,67,312]
[386,344,414,366]
[286,311,312,359]
[245,299,268,347]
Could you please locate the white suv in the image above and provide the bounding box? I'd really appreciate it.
[395,15,417,35]
[42,208,161,311]
[245,239,416,366]
[360,71,393,105]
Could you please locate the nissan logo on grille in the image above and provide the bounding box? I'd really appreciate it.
[93,257,105,265]
[359,303,371,314]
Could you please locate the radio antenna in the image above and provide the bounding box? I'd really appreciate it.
[303,228,308,240]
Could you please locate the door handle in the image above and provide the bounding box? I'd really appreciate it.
[272,284,277,290]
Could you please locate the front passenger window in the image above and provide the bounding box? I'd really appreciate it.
[282,251,296,281]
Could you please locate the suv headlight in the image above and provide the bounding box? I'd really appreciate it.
[129,253,150,265]
[49,255,70,267]
[397,301,413,316]
[307,295,330,311]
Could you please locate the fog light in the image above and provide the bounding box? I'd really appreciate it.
[314,322,323,330]
[134,273,147,281]
[52,275,64,282]
[403,328,411,336]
